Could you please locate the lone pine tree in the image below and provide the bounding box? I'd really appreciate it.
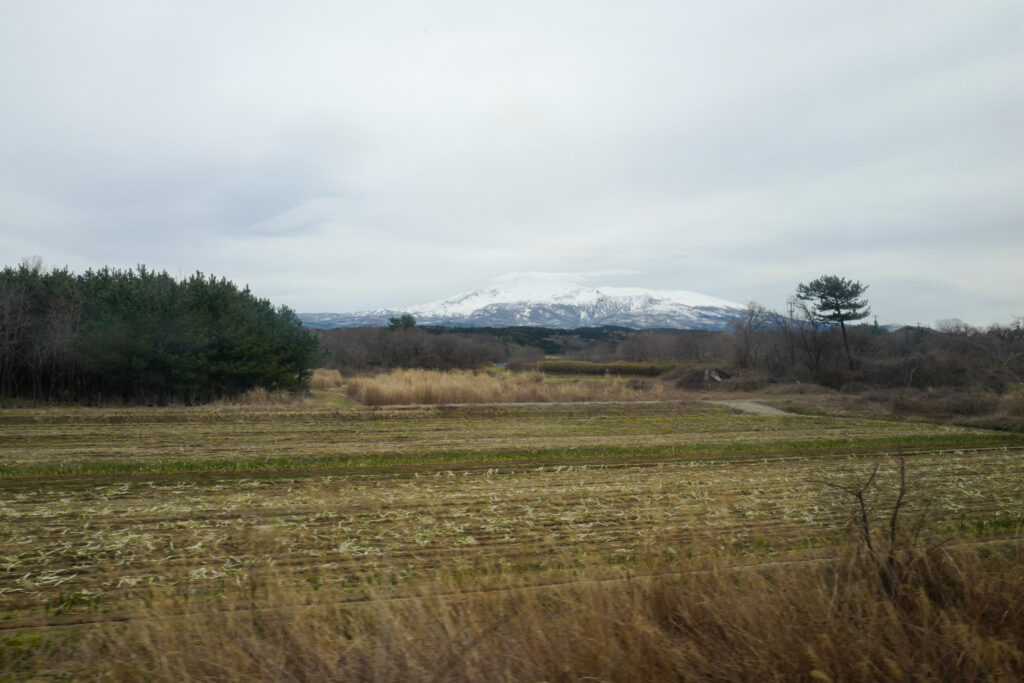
[796,275,871,370]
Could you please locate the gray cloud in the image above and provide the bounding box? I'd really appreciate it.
[2,1,1022,325]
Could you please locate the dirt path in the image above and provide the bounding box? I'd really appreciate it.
[708,400,792,416]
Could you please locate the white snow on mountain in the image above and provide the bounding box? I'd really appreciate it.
[300,274,747,330]
[406,274,741,317]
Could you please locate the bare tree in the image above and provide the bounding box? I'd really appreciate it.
[777,296,838,376]
[809,457,929,599]
[731,302,769,369]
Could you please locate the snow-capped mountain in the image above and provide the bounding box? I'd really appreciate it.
[300,274,747,330]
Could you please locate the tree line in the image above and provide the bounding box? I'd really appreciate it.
[13,261,1012,402]
[313,323,642,372]
[631,276,1023,393]
[0,261,321,403]
[317,320,1024,394]
[313,325,510,371]
[316,275,1023,394]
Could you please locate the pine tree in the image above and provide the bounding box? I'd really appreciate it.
[796,275,870,370]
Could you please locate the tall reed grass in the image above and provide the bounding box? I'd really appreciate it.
[345,369,676,405]
[310,368,344,390]
[25,538,1023,681]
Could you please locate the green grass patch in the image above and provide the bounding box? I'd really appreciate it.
[3,431,1020,479]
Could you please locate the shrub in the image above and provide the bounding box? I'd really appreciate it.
[663,367,768,392]
[1001,384,1024,417]
[718,371,769,392]
[536,360,678,376]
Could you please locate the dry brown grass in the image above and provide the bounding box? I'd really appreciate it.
[211,386,300,406]
[345,368,679,405]
[310,368,344,390]
[23,538,1024,682]
[1001,383,1024,417]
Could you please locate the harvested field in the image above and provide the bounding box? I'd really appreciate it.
[2,398,1022,636]
[0,401,1006,475]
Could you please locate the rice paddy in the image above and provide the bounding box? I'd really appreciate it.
[2,393,1022,642]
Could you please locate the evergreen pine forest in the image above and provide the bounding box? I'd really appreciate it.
[0,263,321,403]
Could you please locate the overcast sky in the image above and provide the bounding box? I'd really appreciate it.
[2,1,1022,325]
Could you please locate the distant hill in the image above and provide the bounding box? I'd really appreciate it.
[300,275,746,330]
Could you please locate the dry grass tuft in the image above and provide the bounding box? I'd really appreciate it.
[31,538,1024,682]
[345,369,679,405]
[310,368,344,390]
[206,387,301,407]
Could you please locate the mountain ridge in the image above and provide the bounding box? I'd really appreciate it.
[300,275,747,330]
